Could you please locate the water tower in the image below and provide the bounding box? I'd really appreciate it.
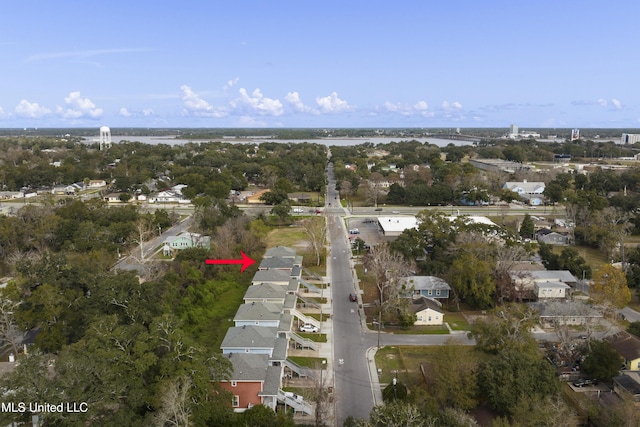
[99,126,112,150]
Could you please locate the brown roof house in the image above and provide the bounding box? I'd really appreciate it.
[605,331,640,371]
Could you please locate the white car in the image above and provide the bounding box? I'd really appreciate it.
[299,324,319,333]
[292,208,304,213]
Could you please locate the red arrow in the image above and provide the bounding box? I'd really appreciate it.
[205,251,256,273]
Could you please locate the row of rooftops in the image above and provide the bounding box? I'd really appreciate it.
[218,246,312,411]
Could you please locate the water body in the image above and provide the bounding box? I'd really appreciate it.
[102,136,475,148]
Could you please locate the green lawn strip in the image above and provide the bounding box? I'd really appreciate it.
[388,325,449,335]
[297,332,327,343]
[306,313,331,321]
[287,356,327,368]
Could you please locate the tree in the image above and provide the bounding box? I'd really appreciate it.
[429,339,478,410]
[362,244,415,347]
[369,401,431,427]
[591,264,631,309]
[301,217,326,266]
[447,252,495,309]
[468,305,538,355]
[582,340,623,381]
[628,321,640,338]
[519,213,535,239]
[511,395,578,427]
[477,347,559,416]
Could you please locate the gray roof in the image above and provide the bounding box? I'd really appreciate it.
[259,365,283,397]
[264,246,297,258]
[283,294,296,311]
[220,325,278,349]
[252,269,292,284]
[534,281,570,289]
[259,256,298,270]
[536,301,602,318]
[404,276,451,291]
[234,302,283,322]
[278,313,293,333]
[271,337,289,361]
[288,279,300,293]
[244,283,288,301]
[226,353,270,381]
[510,270,578,283]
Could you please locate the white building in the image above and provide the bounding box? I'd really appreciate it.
[621,133,640,145]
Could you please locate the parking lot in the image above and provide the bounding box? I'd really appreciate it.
[346,217,396,250]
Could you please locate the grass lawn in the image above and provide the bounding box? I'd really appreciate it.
[445,311,471,331]
[288,356,327,368]
[389,325,449,335]
[306,313,331,321]
[297,333,327,343]
[266,227,308,248]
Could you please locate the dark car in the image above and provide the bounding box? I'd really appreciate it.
[573,378,598,387]
[374,207,382,211]
[349,293,357,302]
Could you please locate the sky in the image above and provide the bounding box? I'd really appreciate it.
[1,1,640,129]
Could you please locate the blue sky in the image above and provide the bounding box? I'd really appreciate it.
[2,1,639,129]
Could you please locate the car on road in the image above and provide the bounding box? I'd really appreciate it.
[374,207,382,211]
[392,210,400,214]
[299,324,319,333]
[315,209,323,214]
[572,378,598,388]
[349,293,357,302]
[292,208,304,213]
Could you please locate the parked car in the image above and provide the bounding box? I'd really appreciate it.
[572,378,598,387]
[349,293,357,302]
[299,324,319,333]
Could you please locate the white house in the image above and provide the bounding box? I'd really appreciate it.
[410,297,444,326]
[503,180,546,205]
[534,281,570,299]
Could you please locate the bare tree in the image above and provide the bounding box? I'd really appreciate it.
[310,361,330,427]
[492,245,529,304]
[363,244,415,347]
[131,218,154,263]
[301,218,326,266]
[152,375,192,427]
[365,172,385,207]
[0,297,21,356]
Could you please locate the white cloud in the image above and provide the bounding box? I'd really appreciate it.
[285,91,314,113]
[442,101,462,111]
[142,108,154,116]
[15,100,51,118]
[611,98,622,109]
[597,98,608,107]
[414,101,429,111]
[180,85,227,117]
[234,88,284,116]
[0,106,4,117]
[316,92,353,113]
[120,107,155,118]
[119,107,132,117]
[56,91,103,119]
[223,77,240,90]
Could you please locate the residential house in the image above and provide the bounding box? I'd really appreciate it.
[288,193,312,204]
[88,180,107,188]
[403,276,451,300]
[536,300,603,327]
[251,269,296,286]
[411,297,444,326]
[605,331,640,371]
[258,256,302,271]
[246,189,270,204]
[509,270,578,299]
[264,246,297,259]
[244,283,288,304]
[503,180,546,205]
[233,302,286,328]
[535,281,570,299]
[219,353,282,412]
[150,190,186,204]
[162,233,210,256]
[51,184,81,195]
[536,229,570,245]
[377,216,419,237]
[220,326,288,360]
[104,192,124,203]
[0,191,24,199]
[612,373,640,402]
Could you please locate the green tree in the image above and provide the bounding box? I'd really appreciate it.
[478,348,559,416]
[447,252,495,309]
[582,340,623,381]
[519,213,535,239]
[430,340,478,410]
[628,321,640,338]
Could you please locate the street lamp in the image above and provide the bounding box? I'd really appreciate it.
[393,371,398,400]
[321,360,326,387]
